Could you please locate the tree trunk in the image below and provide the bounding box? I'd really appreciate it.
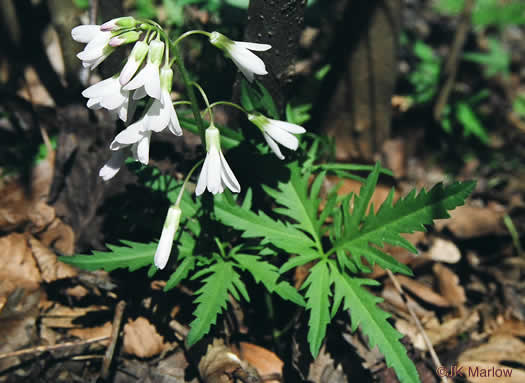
[320,0,402,161]
[242,0,307,114]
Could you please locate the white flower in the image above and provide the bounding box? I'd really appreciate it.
[209,31,271,82]
[82,76,131,122]
[110,119,152,165]
[154,205,182,270]
[248,114,306,160]
[99,150,126,181]
[123,40,165,100]
[142,66,182,135]
[119,41,149,86]
[72,25,114,70]
[196,126,240,195]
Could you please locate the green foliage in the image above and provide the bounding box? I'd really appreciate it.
[136,0,157,19]
[59,241,156,272]
[463,38,510,77]
[286,103,312,125]
[407,41,441,104]
[435,0,525,27]
[240,79,279,119]
[73,0,89,9]
[215,161,475,383]
[513,93,525,119]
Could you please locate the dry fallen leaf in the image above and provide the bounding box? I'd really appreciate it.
[235,342,283,383]
[28,235,76,282]
[199,339,261,383]
[435,204,506,238]
[123,317,167,358]
[458,334,525,382]
[0,233,41,284]
[423,237,461,263]
[69,321,112,346]
[395,275,451,308]
[307,345,347,383]
[433,263,466,308]
[41,303,107,328]
[396,311,479,351]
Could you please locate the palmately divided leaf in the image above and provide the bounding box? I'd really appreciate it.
[262,162,322,241]
[186,261,245,346]
[233,253,305,306]
[214,196,316,254]
[59,241,156,272]
[334,177,476,274]
[303,261,331,357]
[164,256,195,291]
[330,267,420,383]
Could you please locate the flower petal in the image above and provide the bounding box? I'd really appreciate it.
[144,98,169,132]
[123,64,148,91]
[234,41,271,51]
[133,86,147,100]
[82,77,115,99]
[144,66,161,99]
[154,206,181,269]
[229,44,268,75]
[219,151,241,193]
[265,124,299,150]
[269,119,306,134]
[195,154,210,196]
[99,150,126,181]
[263,132,285,160]
[72,25,100,43]
[207,146,221,194]
[110,120,144,149]
[135,131,151,165]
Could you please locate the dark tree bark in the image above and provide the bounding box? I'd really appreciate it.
[242,0,307,113]
[319,0,402,161]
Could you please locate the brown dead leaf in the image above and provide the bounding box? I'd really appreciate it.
[65,285,89,299]
[236,342,282,383]
[123,317,167,358]
[396,311,479,351]
[27,235,76,282]
[458,334,525,382]
[433,263,466,308]
[396,275,451,307]
[17,67,55,107]
[199,339,261,383]
[69,322,112,346]
[38,217,75,255]
[382,138,405,178]
[0,233,41,284]
[41,303,107,328]
[381,283,435,319]
[307,345,347,383]
[423,237,461,263]
[435,204,506,238]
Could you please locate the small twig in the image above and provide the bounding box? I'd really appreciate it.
[433,0,475,121]
[387,270,448,383]
[0,336,110,360]
[100,300,126,380]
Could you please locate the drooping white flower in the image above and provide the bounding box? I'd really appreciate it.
[110,119,152,165]
[99,149,126,181]
[119,41,149,86]
[209,31,271,82]
[142,66,182,135]
[154,205,182,270]
[196,126,240,195]
[72,25,114,70]
[100,16,138,32]
[82,76,131,122]
[123,40,165,100]
[248,113,306,160]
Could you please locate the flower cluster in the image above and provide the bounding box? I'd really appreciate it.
[72,17,307,269]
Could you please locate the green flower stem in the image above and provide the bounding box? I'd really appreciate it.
[191,82,213,124]
[171,44,206,143]
[172,30,211,47]
[175,159,205,206]
[172,100,192,107]
[208,101,248,115]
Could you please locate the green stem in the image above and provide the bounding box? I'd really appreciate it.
[175,159,205,207]
[172,30,211,47]
[209,101,248,115]
[172,44,206,143]
[191,82,213,124]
